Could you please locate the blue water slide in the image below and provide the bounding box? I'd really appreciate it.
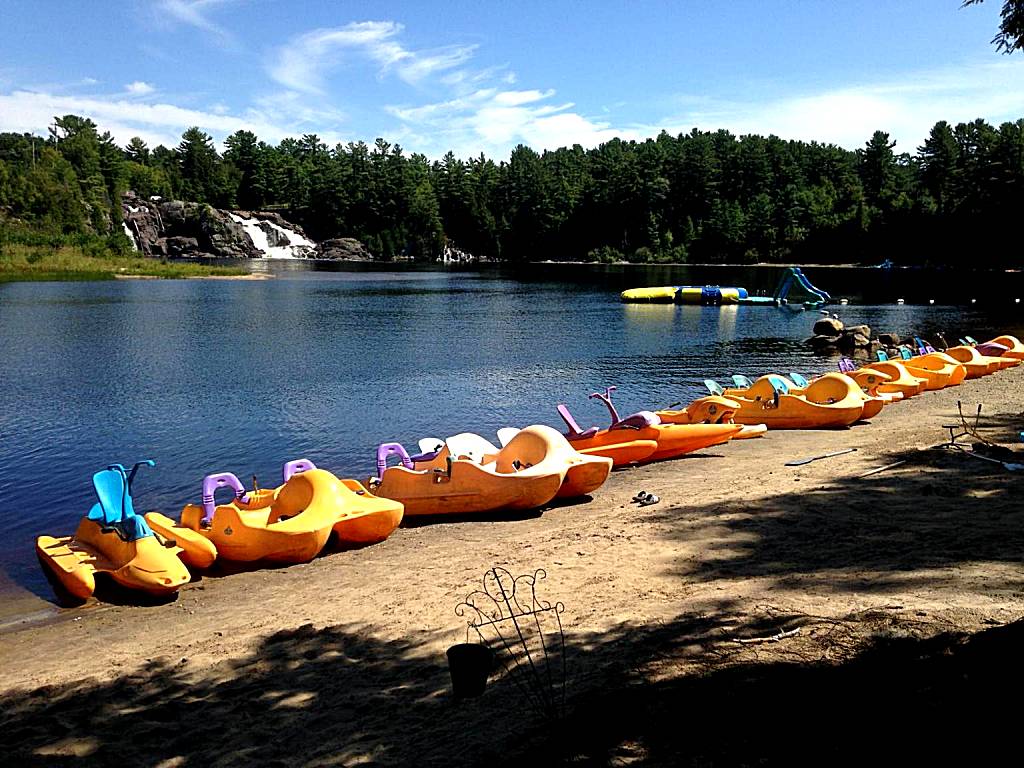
[773,271,794,302]
[774,267,829,305]
[791,268,830,302]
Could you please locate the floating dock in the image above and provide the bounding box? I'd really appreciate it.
[620,268,829,308]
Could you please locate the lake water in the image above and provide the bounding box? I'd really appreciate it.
[2,262,1022,610]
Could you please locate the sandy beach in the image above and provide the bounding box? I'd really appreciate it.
[2,367,1022,766]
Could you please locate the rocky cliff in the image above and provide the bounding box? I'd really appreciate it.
[121,193,375,261]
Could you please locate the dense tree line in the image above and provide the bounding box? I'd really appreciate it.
[1,113,1023,266]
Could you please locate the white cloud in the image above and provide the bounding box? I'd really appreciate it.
[492,89,554,107]
[125,81,155,95]
[0,88,347,149]
[387,88,634,159]
[159,0,237,44]
[268,21,477,95]
[662,59,1024,151]
[385,55,1024,159]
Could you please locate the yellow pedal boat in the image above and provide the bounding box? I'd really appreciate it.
[735,372,887,419]
[889,348,965,388]
[706,373,865,429]
[835,365,907,401]
[868,359,939,392]
[955,343,1019,371]
[655,395,767,438]
[146,461,402,564]
[373,424,587,516]
[940,345,1003,377]
[37,461,191,600]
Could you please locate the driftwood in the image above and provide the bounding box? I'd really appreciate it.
[732,627,801,645]
[858,460,907,478]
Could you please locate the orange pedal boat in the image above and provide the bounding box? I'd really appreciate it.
[456,428,614,499]
[558,387,742,465]
[146,460,402,565]
[372,424,597,516]
[834,365,907,402]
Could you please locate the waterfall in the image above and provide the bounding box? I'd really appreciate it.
[228,213,316,259]
[121,220,139,250]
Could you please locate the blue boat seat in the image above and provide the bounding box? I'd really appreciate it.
[86,462,155,541]
[704,379,725,396]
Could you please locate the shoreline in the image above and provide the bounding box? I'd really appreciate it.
[1,366,1022,763]
[113,271,274,280]
[530,259,1024,271]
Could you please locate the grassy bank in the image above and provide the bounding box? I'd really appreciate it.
[0,243,248,283]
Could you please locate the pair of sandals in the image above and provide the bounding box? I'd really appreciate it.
[631,490,660,507]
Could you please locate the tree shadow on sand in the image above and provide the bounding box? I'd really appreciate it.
[644,438,1024,594]
[3,605,1022,767]
[4,410,1023,766]
[509,609,1024,766]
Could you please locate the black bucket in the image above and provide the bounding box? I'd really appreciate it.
[446,643,493,699]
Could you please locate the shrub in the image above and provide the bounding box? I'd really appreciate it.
[587,245,624,264]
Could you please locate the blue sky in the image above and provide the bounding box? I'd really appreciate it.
[1,0,1023,159]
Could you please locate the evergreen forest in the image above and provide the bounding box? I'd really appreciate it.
[1,114,1023,267]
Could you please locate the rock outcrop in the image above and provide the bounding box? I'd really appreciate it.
[315,238,376,261]
[122,194,364,261]
[122,193,261,259]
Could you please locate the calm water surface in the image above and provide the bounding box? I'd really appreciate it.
[2,263,1021,609]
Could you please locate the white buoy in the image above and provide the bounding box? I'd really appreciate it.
[1016,298,1021,304]
[929,299,935,305]
[971,298,976,304]
[897,299,905,305]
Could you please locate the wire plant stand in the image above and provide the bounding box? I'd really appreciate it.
[455,567,567,719]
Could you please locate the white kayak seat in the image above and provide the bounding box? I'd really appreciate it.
[445,432,500,463]
[418,437,445,455]
[496,427,520,447]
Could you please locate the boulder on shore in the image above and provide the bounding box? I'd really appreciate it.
[808,323,877,353]
[316,238,375,261]
[813,317,844,336]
